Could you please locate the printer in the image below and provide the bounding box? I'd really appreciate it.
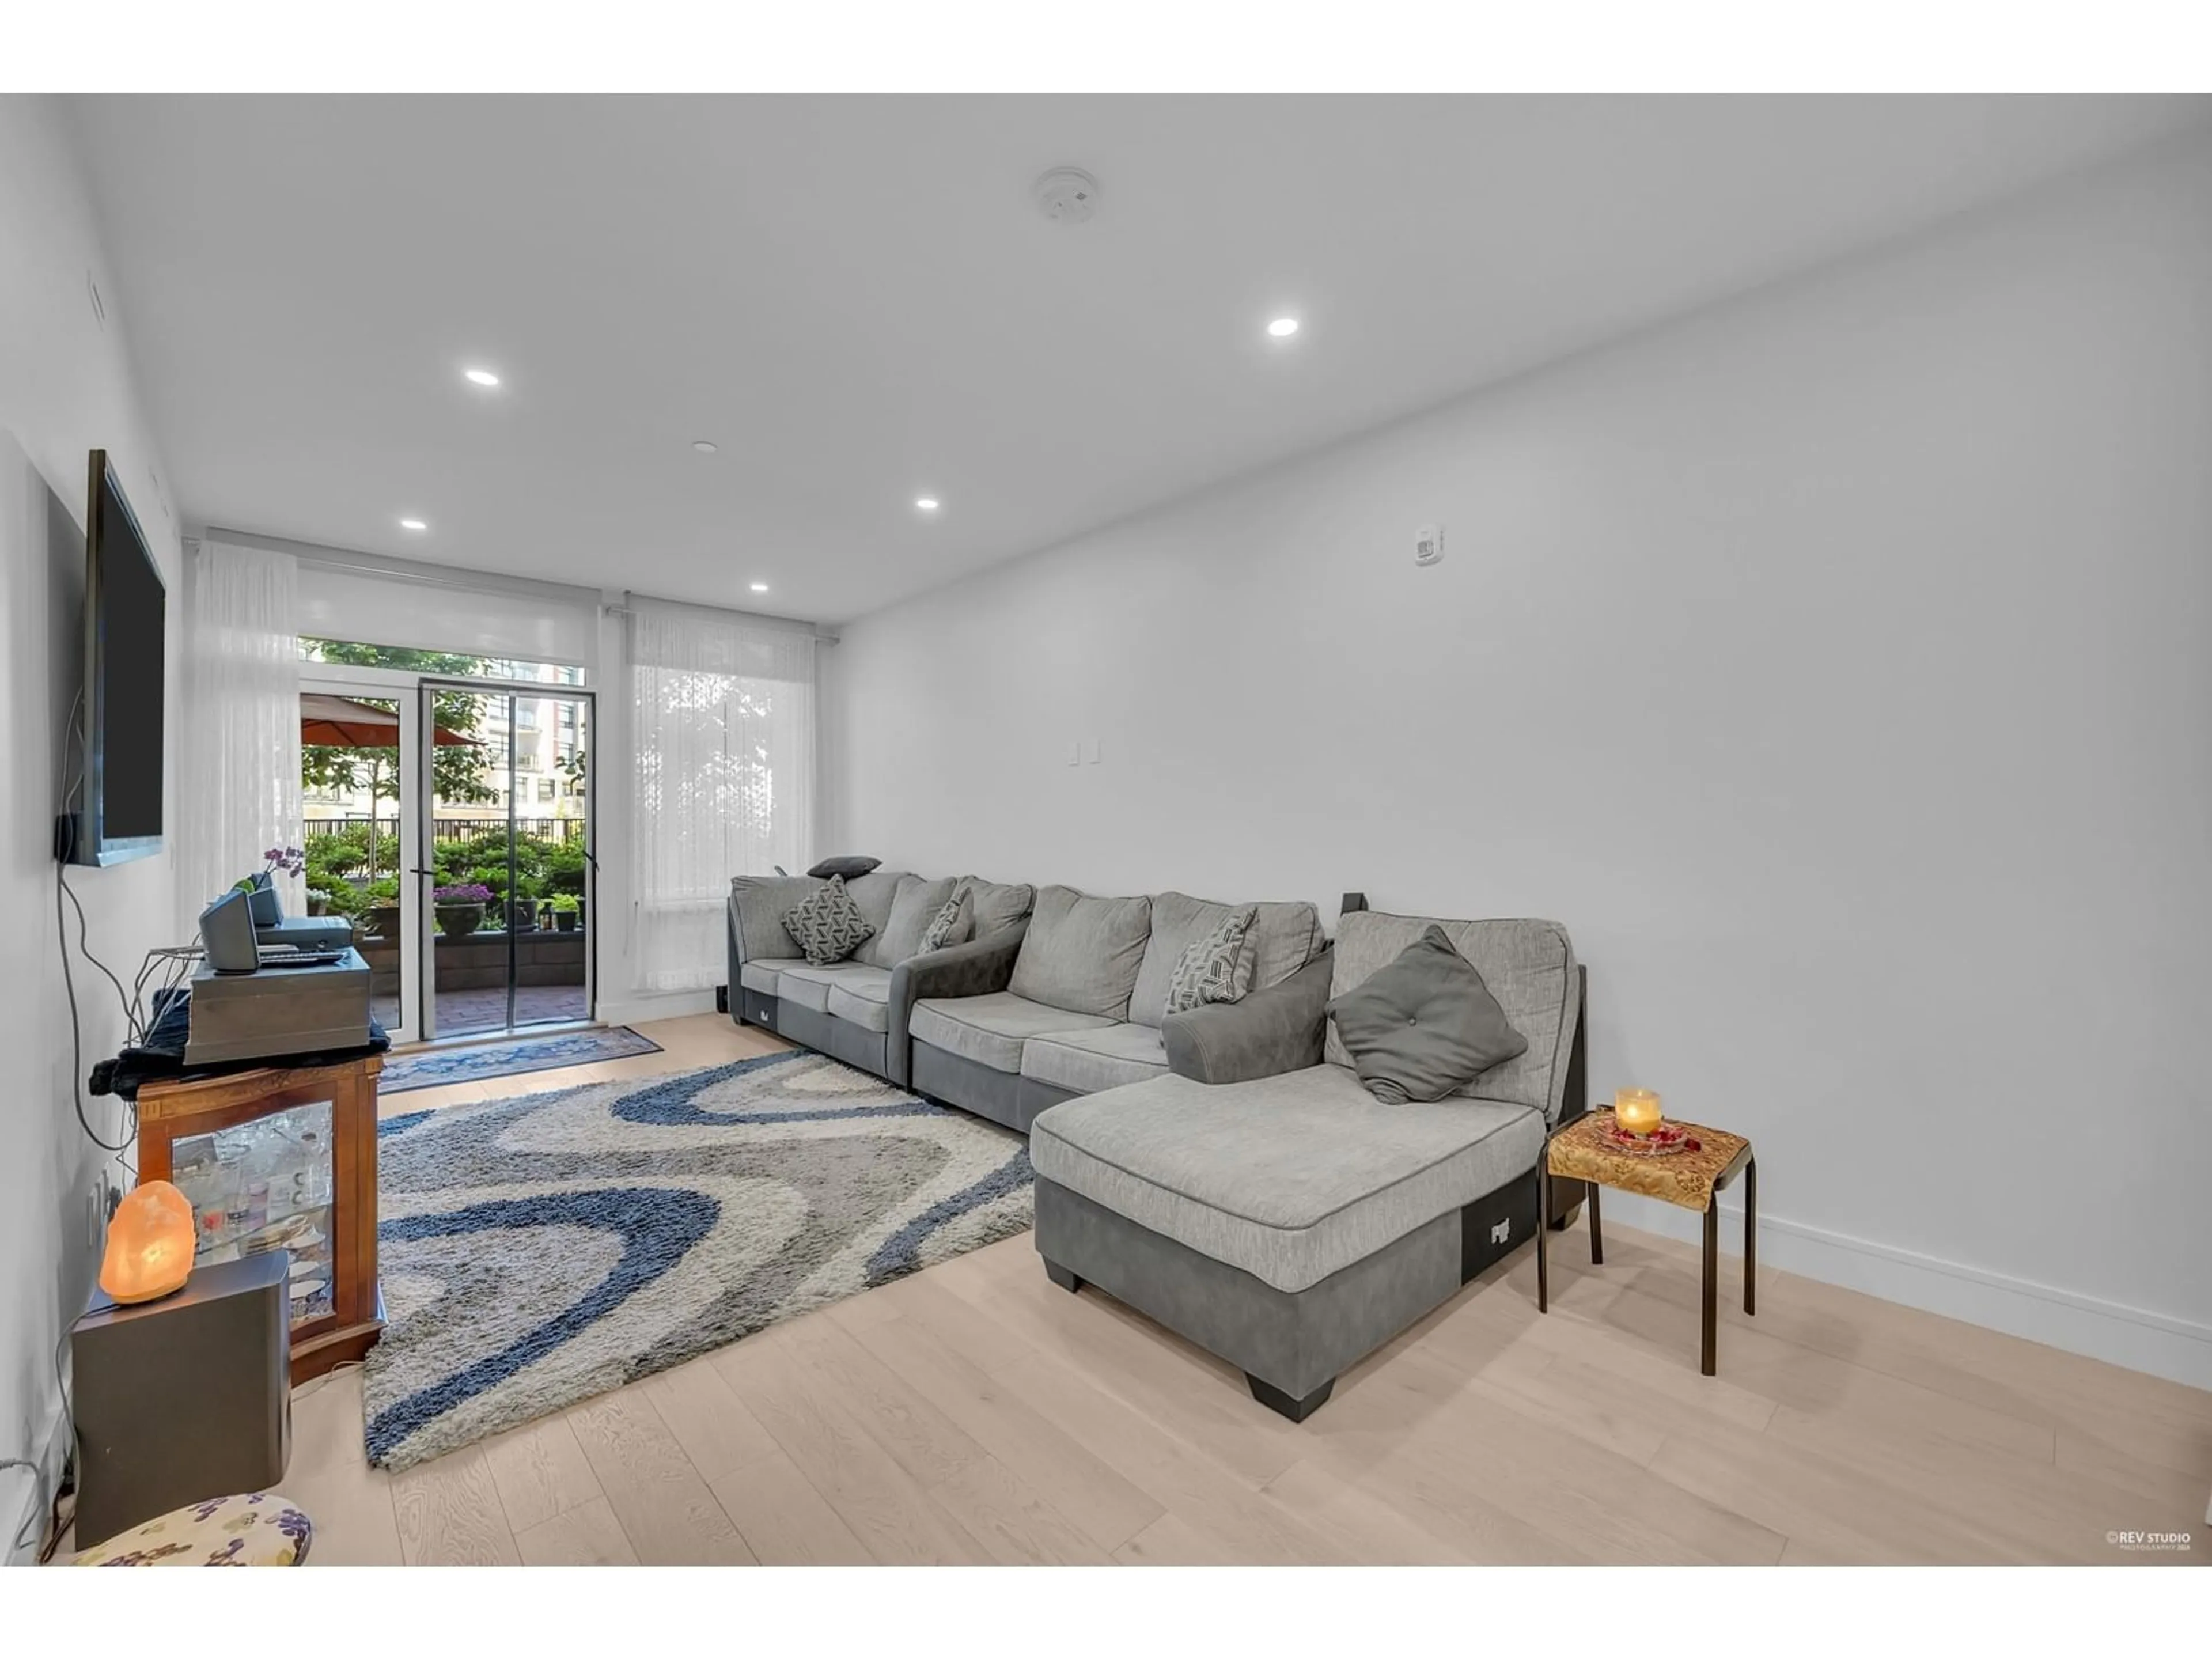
[244,871,355,953]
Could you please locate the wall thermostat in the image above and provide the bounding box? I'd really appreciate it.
[1414,524,1445,566]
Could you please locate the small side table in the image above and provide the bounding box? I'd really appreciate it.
[1537,1111,1755,1376]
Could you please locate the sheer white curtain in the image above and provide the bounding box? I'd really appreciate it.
[177,540,302,935]
[629,599,816,991]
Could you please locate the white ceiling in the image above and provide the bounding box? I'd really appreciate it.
[69,94,2207,625]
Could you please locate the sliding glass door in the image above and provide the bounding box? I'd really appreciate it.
[416,680,596,1041]
[300,677,426,1046]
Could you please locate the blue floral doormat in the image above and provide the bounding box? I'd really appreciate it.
[380,1026,664,1094]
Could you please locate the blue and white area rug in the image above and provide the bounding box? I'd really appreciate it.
[378,1026,662,1094]
[363,1050,1033,1472]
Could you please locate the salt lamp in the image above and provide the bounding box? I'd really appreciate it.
[100,1180,196,1304]
[1613,1087,1665,1138]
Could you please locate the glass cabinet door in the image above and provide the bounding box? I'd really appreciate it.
[166,1100,339,1331]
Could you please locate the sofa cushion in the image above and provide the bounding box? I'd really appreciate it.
[1009,886,1153,1019]
[870,874,958,965]
[824,968,896,1033]
[1327,925,1528,1104]
[919,891,972,954]
[777,961,892,1014]
[1029,1065,1545,1294]
[1020,1023,1171,1095]
[1128,892,1321,1028]
[737,959,789,995]
[782,876,874,966]
[731,874,823,963]
[846,870,915,965]
[910,992,1117,1074]
[956,876,1035,938]
[1325,914,1579,1120]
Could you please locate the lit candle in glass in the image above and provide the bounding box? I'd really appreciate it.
[1614,1087,1664,1138]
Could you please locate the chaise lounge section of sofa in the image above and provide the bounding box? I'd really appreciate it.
[1028,908,1586,1421]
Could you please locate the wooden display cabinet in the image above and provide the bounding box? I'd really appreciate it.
[135,1055,385,1384]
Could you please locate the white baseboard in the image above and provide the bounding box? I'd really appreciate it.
[1596,1189,2212,1392]
[597,988,721,1028]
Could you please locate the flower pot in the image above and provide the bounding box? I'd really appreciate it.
[305,893,331,917]
[367,905,402,942]
[554,911,578,933]
[507,900,537,932]
[436,903,484,941]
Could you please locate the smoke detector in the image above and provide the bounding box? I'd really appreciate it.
[1033,167,1101,225]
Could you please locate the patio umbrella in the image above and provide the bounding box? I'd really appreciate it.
[301,692,480,749]
[301,694,483,885]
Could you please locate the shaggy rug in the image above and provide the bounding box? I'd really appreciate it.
[378,1025,662,1093]
[362,1050,1032,1471]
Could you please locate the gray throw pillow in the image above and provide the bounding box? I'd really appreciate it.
[918,891,972,954]
[1164,907,1255,1015]
[782,874,876,966]
[807,855,881,880]
[1325,925,1528,1104]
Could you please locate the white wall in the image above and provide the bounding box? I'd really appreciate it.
[0,96,181,1558]
[828,134,2212,1388]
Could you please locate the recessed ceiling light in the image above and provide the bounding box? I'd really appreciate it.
[915,497,941,512]
[692,440,719,454]
[463,367,501,387]
[749,582,769,593]
[399,517,427,531]
[1266,317,1300,339]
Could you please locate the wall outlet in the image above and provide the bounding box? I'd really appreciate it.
[1084,738,1101,765]
[1414,523,1444,566]
[1067,741,1081,766]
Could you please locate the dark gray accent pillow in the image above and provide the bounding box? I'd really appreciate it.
[1325,925,1528,1104]
[782,875,876,966]
[807,855,882,881]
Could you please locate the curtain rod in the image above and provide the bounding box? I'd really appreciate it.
[607,590,838,645]
[200,526,837,642]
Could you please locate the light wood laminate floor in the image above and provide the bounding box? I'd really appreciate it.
[266,1014,2209,1567]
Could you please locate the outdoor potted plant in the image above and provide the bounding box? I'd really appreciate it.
[550,893,581,933]
[433,882,493,941]
[304,887,332,916]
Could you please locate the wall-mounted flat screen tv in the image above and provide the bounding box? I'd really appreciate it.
[70,449,165,866]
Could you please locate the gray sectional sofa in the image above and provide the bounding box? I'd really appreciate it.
[728,871,1584,1423]
[1030,908,1586,1421]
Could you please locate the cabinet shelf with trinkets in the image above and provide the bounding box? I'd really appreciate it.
[134,1055,385,1384]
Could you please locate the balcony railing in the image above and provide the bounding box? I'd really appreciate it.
[302,816,587,846]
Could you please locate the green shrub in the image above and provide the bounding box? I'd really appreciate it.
[543,842,588,895]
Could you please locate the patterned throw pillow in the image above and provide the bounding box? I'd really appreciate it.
[1164,908,1255,1016]
[919,889,973,954]
[782,875,876,966]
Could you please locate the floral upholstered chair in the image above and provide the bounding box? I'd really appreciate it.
[73,1491,312,1566]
